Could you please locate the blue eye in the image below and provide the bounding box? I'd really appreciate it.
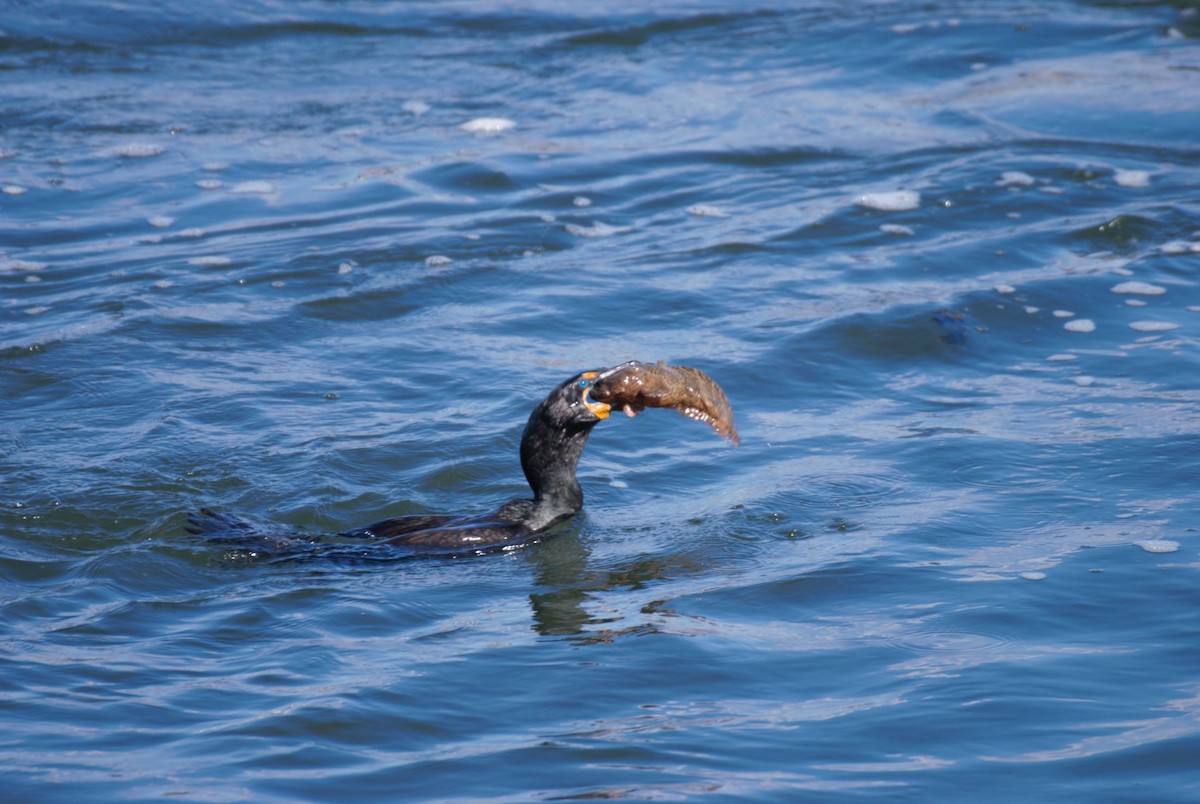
[579,379,589,388]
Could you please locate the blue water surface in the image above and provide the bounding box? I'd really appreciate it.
[2,1,1200,800]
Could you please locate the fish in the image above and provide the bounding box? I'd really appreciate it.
[589,360,739,446]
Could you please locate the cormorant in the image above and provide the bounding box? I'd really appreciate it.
[187,361,736,557]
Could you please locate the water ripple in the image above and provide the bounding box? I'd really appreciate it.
[2,1,1199,800]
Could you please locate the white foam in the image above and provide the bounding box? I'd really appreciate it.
[111,143,164,158]
[565,221,629,238]
[147,215,175,228]
[1046,354,1076,361]
[337,261,355,275]
[892,23,920,34]
[1135,539,1179,554]
[402,100,430,116]
[1113,169,1151,188]
[1025,306,1039,314]
[230,180,274,194]
[1053,310,1074,318]
[1020,572,1046,581]
[1074,376,1095,387]
[1129,320,1178,332]
[688,204,727,218]
[1189,306,1200,313]
[994,284,1016,294]
[1064,319,1096,333]
[203,162,227,172]
[24,306,50,316]
[1111,281,1166,295]
[196,179,222,190]
[881,223,914,236]
[2,185,26,195]
[997,171,1035,187]
[857,191,920,211]
[460,117,515,133]
[178,228,205,238]
[1,258,47,272]
[573,196,592,207]
[1160,241,1192,254]
[425,255,453,267]
[25,275,40,283]
[189,256,231,267]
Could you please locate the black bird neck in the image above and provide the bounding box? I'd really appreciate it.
[516,395,598,531]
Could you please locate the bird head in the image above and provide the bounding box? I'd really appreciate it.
[566,369,612,423]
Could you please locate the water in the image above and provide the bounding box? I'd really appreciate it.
[3,1,1200,800]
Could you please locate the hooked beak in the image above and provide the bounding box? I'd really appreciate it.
[581,371,611,420]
